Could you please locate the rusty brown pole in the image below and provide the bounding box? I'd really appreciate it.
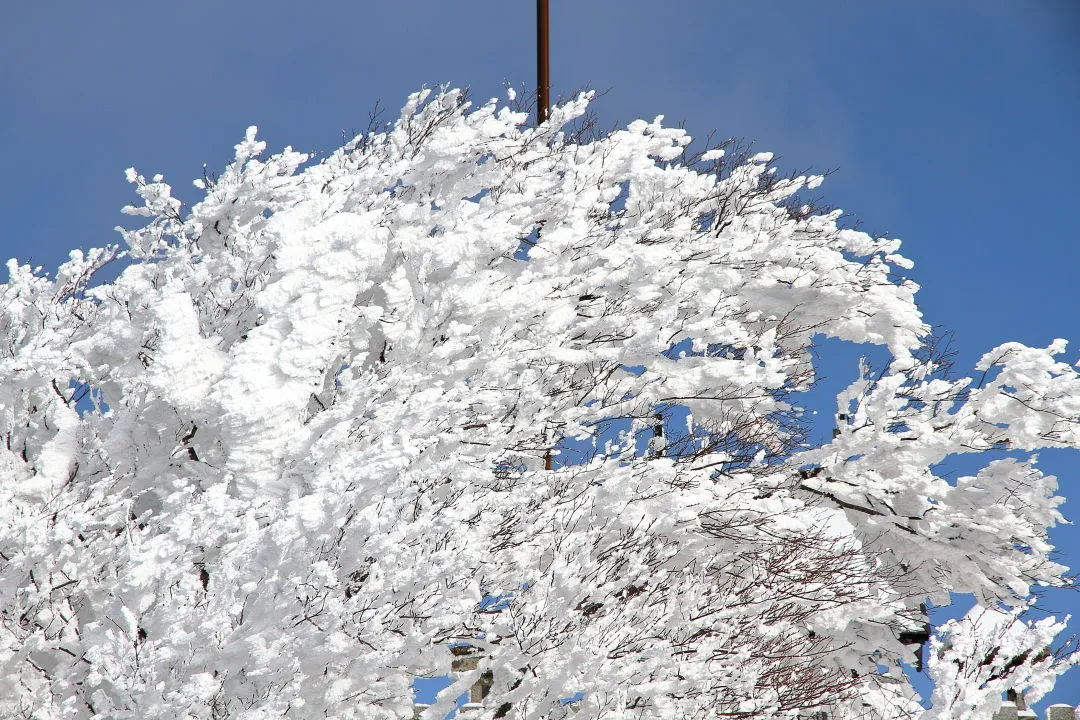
[537,0,550,123]
[538,0,552,470]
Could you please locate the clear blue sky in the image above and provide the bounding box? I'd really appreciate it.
[2,0,1078,710]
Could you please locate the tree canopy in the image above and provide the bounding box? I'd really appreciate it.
[0,88,1076,719]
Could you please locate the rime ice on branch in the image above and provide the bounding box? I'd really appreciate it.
[0,88,1076,720]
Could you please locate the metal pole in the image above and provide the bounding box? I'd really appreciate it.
[538,0,552,469]
[537,0,550,123]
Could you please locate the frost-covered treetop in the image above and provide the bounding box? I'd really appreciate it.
[0,88,1076,719]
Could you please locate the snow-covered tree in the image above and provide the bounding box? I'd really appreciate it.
[0,87,1076,720]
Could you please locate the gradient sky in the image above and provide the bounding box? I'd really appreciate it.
[3,1,1079,711]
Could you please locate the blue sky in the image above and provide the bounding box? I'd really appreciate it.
[3,0,1078,711]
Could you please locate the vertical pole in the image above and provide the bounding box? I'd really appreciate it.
[537,0,550,124]
[538,0,552,466]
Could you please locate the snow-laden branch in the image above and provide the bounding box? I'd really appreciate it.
[0,87,1075,719]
